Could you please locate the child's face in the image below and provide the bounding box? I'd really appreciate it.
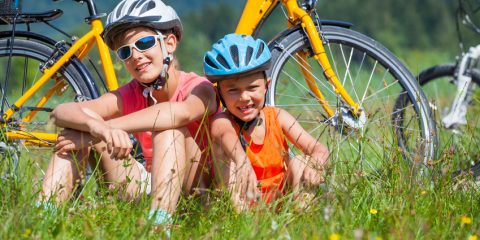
[219,72,268,122]
[116,27,174,84]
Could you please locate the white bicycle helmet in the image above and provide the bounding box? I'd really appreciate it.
[102,0,183,49]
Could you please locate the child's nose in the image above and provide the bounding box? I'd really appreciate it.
[239,91,250,101]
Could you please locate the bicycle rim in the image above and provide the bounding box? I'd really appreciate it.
[419,64,480,170]
[0,38,94,170]
[267,25,435,174]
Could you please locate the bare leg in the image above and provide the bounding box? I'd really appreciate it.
[150,127,206,213]
[286,155,308,195]
[212,140,246,212]
[41,149,89,203]
[91,141,145,200]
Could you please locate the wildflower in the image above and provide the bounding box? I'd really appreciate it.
[271,220,278,231]
[370,208,378,215]
[324,206,333,221]
[22,228,31,238]
[469,235,478,240]
[461,216,473,225]
[375,237,383,240]
[353,229,363,240]
[329,233,340,240]
[420,190,427,195]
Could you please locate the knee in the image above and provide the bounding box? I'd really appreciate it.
[152,127,188,141]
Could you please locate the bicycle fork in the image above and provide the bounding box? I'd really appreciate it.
[441,45,480,129]
[283,0,361,122]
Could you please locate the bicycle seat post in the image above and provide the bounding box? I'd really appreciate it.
[79,0,106,24]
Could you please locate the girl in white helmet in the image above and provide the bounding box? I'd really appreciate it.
[40,0,218,230]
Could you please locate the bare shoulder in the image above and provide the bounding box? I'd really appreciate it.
[211,112,235,136]
[186,81,217,114]
[271,107,297,127]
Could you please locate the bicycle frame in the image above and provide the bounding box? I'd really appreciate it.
[3,7,118,146]
[441,44,480,128]
[4,0,362,147]
[235,0,360,117]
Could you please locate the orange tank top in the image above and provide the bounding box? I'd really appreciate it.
[233,106,289,194]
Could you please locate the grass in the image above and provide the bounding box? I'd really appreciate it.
[1,122,479,239]
[1,49,479,239]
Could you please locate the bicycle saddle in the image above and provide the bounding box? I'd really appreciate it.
[0,9,63,25]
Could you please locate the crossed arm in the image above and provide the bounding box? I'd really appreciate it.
[52,84,217,158]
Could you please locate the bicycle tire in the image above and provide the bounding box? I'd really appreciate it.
[267,25,436,172]
[0,38,96,170]
[418,63,480,171]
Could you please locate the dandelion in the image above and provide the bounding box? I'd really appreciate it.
[420,190,427,195]
[469,235,478,240]
[22,228,31,238]
[329,233,340,240]
[370,208,378,215]
[461,215,473,225]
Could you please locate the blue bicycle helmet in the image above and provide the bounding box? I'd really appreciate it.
[203,33,271,82]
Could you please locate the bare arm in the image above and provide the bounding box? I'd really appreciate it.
[107,83,217,133]
[211,113,249,165]
[277,108,329,165]
[51,92,122,132]
[211,113,261,205]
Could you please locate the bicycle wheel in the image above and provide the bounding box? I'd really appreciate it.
[267,25,436,173]
[418,64,480,170]
[0,38,96,177]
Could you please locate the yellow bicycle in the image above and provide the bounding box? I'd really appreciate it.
[0,0,436,175]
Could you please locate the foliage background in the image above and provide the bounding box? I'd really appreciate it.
[4,0,474,78]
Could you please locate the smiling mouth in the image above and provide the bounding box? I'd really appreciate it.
[136,63,151,71]
[238,104,254,113]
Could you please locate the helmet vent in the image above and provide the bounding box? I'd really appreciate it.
[229,45,240,68]
[127,0,140,14]
[245,46,253,66]
[216,54,230,70]
[140,1,156,14]
[256,42,265,59]
[115,1,127,18]
[205,57,218,70]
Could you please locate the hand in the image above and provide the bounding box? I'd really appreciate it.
[234,160,262,206]
[301,157,325,188]
[55,128,94,154]
[87,119,133,159]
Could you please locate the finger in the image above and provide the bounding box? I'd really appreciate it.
[121,132,133,159]
[56,142,75,154]
[101,130,112,155]
[54,140,71,152]
[125,134,133,158]
[113,132,127,159]
[110,132,121,159]
[237,171,247,201]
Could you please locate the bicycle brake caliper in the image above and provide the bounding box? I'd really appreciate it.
[39,40,69,73]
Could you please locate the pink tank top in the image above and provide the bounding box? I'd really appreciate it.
[116,71,216,172]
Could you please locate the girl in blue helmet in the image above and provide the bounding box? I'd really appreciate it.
[204,33,329,210]
[39,0,219,230]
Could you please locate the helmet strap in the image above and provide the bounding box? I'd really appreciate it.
[139,30,174,104]
[154,30,173,90]
[231,113,262,151]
